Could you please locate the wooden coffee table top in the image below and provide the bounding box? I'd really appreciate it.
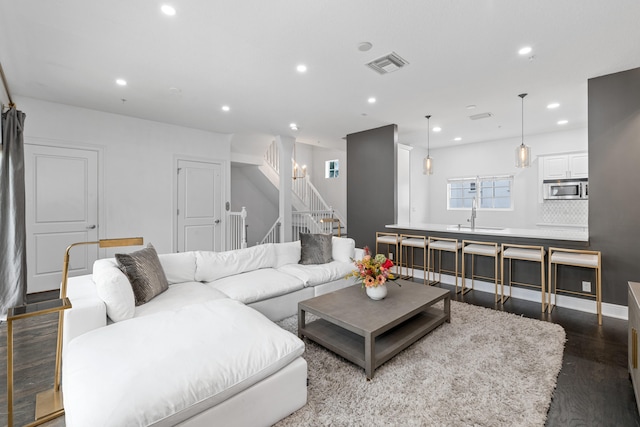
[299,279,449,334]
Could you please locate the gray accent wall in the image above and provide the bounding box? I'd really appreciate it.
[589,67,640,306]
[347,124,398,252]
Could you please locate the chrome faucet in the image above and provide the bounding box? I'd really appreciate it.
[468,198,477,230]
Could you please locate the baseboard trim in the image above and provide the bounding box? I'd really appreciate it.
[406,270,628,321]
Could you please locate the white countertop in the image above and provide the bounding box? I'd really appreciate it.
[386,223,589,242]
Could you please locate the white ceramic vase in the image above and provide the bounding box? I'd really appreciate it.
[366,284,388,300]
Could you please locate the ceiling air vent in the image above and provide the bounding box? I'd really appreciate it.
[469,112,493,120]
[366,52,409,75]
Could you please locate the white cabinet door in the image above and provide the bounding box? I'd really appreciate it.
[25,144,99,293]
[542,153,588,179]
[543,155,569,179]
[569,153,589,178]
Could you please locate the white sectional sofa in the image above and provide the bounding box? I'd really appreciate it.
[61,237,361,427]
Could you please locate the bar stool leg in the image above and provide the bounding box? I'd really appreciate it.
[597,265,602,325]
[494,254,500,303]
[454,249,459,293]
[460,250,465,295]
[540,257,546,312]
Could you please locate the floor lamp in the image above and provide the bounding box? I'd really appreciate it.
[28,237,142,426]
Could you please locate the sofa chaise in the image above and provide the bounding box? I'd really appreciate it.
[61,236,362,426]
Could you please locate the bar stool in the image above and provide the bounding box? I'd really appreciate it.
[427,237,461,292]
[461,240,501,300]
[399,234,428,285]
[548,247,602,325]
[375,232,401,271]
[501,244,546,310]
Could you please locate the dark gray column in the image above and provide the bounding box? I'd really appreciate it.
[588,67,640,305]
[346,124,398,253]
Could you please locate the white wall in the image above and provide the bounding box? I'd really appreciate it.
[18,96,231,254]
[310,145,347,219]
[409,127,588,228]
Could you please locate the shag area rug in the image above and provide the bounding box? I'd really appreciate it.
[274,300,565,427]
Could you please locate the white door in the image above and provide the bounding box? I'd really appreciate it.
[176,160,222,252]
[24,144,99,293]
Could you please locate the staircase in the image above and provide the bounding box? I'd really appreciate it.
[259,141,346,243]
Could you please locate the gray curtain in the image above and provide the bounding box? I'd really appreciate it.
[1,107,27,318]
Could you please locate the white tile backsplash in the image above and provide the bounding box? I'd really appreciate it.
[539,200,588,226]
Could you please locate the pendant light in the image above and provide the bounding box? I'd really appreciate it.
[515,93,531,168]
[423,115,433,175]
[292,141,307,180]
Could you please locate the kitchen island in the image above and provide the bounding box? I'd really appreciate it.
[386,223,588,243]
[385,223,594,311]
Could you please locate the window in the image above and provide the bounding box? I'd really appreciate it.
[448,175,513,210]
[325,159,339,178]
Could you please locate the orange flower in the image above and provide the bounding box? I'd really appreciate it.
[377,275,387,285]
[364,275,376,287]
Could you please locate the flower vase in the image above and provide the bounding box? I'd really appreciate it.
[366,284,388,300]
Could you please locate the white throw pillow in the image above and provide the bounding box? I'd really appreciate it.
[274,241,301,268]
[332,237,356,263]
[92,259,135,322]
[158,252,197,284]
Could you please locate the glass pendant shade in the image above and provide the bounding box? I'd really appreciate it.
[423,155,433,175]
[424,115,433,175]
[515,143,531,168]
[515,93,531,168]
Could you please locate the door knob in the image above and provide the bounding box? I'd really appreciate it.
[86,224,96,229]
[214,219,221,224]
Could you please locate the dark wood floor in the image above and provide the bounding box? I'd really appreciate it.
[1,286,639,427]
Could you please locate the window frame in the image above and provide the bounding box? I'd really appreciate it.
[447,175,514,211]
[325,159,340,179]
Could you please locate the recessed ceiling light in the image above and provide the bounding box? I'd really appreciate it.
[296,64,307,73]
[290,123,298,131]
[116,79,127,86]
[161,5,176,16]
[518,46,532,55]
[465,104,477,110]
[557,119,568,125]
[368,97,376,104]
[222,105,230,112]
[454,137,462,141]
[547,102,560,109]
[433,127,442,132]
[358,42,373,52]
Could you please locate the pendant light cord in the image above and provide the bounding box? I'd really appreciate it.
[518,93,527,145]
[425,115,431,155]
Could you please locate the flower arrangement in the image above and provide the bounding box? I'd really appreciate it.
[346,246,396,288]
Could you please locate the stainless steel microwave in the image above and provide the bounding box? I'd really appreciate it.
[543,178,588,200]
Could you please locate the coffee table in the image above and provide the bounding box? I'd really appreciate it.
[298,279,450,379]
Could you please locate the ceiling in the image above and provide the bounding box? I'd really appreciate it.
[1,1,639,154]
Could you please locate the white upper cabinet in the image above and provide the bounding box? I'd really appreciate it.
[569,153,589,178]
[542,152,588,180]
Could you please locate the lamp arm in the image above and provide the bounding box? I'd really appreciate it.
[59,241,99,300]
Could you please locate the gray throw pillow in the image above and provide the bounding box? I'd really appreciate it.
[299,233,333,265]
[116,244,169,306]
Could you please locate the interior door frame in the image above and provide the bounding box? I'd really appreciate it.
[24,136,106,258]
[173,155,229,253]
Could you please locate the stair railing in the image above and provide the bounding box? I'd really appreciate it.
[259,218,281,245]
[227,207,247,250]
[263,140,347,234]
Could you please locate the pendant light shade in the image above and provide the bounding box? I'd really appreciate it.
[515,93,531,168]
[424,115,433,175]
